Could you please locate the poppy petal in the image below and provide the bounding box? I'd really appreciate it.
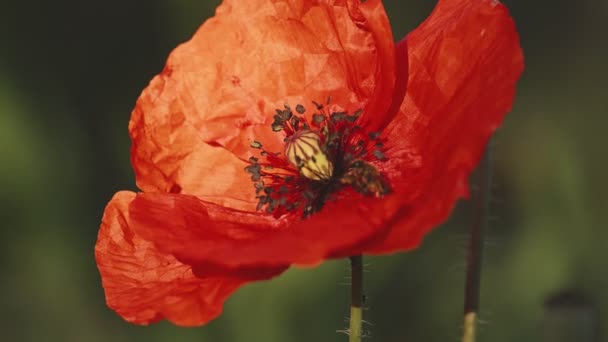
[129,192,402,271]
[130,0,396,210]
[366,0,524,253]
[357,0,400,131]
[95,191,250,326]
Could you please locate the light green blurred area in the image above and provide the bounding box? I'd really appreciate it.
[0,0,606,341]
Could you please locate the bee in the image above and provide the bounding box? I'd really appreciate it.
[340,160,390,197]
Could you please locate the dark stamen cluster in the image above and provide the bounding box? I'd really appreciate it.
[245,100,391,218]
[271,104,310,134]
[245,150,304,216]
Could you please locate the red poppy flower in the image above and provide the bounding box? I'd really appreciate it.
[96,0,523,326]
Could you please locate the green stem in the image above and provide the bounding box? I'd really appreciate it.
[462,312,477,342]
[462,143,492,342]
[349,255,363,342]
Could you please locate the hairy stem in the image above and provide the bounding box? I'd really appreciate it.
[349,255,363,342]
[462,143,492,342]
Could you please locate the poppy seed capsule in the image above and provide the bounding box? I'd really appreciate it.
[284,130,333,180]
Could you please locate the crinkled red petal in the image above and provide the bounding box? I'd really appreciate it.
[357,0,400,131]
[365,0,524,253]
[130,0,396,211]
[95,191,281,326]
[129,192,402,270]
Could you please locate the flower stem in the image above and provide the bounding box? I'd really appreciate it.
[349,255,363,342]
[462,143,492,342]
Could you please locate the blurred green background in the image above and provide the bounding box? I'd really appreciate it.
[1,0,606,341]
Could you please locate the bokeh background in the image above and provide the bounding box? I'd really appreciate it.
[1,0,606,341]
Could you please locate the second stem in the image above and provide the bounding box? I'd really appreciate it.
[349,255,363,342]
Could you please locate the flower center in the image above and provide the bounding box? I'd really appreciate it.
[245,101,390,218]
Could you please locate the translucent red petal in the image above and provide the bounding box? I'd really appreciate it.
[95,191,256,326]
[365,0,524,253]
